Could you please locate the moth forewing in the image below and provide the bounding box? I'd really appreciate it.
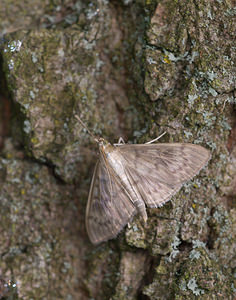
[85,161,99,243]
[86,148,137,245]
[117,143,211,210]
[85,137,211,245]
[118,143,211,184]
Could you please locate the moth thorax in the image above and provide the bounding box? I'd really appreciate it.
[99,141,114,155]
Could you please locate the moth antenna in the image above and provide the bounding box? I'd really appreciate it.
[75,115,99,143]
[145,132,166,144]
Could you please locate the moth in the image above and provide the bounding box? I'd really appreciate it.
[75,116,211,245]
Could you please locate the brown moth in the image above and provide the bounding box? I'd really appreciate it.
[75,116,211,245]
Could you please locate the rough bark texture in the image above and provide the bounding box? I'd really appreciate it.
[0,0,235,299]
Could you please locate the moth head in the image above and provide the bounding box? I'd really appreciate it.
[97,138,109,146]
[97,138,112,153]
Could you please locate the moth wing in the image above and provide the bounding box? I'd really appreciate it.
[118,143,211,208]
[124,166,183,208]
[86,159,136,244]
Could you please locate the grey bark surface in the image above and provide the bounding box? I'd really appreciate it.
[0,0,235,299]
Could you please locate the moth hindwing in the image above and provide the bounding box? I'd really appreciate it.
[85,138,211,245]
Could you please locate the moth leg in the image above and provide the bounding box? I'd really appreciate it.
[114,137,125,146]
[145,132,166,144]
[118,137,125,144]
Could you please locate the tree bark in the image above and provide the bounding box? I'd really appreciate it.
[0,0,235,299]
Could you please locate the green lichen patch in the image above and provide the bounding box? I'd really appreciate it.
[0,141,87,299]
[125,201,182,256]
[174,248,234,299]
[143,247,235,299]
[1,0,147,184]
[143,253,181,300]
[84,245,120,300]
[144,0,235,102]
[125,216,148,249]
[144,48,183,100]
[112,251,151,300]
[146,0,188,54]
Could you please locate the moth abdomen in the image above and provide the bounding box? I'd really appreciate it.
[136,201,148,223]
